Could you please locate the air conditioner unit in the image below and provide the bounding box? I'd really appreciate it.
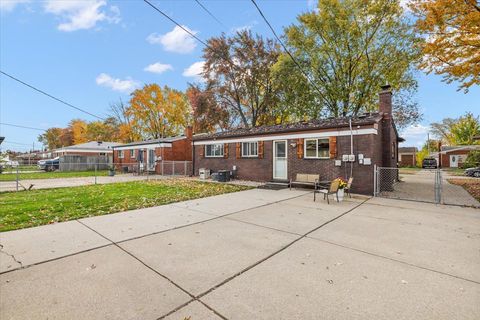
[199,168,210,179]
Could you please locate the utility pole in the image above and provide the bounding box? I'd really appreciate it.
[427,133,430,155]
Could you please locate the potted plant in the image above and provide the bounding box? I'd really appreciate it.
[335,177,347,201]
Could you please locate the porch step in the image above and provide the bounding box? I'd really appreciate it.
[258,181,289,190]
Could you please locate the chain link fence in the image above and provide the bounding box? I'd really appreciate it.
[0,161,192,193]
[374,166,480,208]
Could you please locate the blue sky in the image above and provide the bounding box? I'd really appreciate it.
[0,0,478,152]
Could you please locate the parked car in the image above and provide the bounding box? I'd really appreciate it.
[38,157,60,171]
[422,158,437,169]
[465,167,480,178]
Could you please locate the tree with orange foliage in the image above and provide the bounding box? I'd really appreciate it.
[128,84,190,139]
[186,84,229,133]
[410,0,480,91]
[69,119,88,144]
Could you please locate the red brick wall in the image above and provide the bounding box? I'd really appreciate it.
[194,133,379,195]
[441,150,471,168]
[193,142,274,181]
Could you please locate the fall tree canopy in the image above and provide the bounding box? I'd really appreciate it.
[186,84,229,133]
[127,84,191,139]
[275,0,422,128]
[430,112,480,145]
[203,30,283,128]
[410,0,480,91]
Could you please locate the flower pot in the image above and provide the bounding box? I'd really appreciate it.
[108,169,115,177]
[337,189,345,202]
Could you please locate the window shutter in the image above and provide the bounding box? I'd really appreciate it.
[224,143,229,158]
[329,136,337,159]
[236,143,241,159]
[297,138,304,159]
[199,145,204,158]
[258,141,264,159]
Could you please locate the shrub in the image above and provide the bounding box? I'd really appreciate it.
[462,150,480,168]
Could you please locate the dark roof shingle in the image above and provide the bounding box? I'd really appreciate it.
[193,112,383,141]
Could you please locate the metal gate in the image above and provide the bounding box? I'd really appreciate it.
[374,166,480,208]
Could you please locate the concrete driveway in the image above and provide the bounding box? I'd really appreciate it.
[1,189,479,319]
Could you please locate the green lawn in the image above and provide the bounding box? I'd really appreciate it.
[0,170,109,181]
[0,180,250,232]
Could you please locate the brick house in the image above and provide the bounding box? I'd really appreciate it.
[398,147,417,167]
[439,145,480,168]
[112,127,193,174]
[52,141,120,159]
[193,86,401,195]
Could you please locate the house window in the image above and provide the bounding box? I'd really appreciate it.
[118,150,124,159]
[130,149,135,159]
[242,142,258,157]
[205,144,224,157]
[304,138,330,159]
[392,142,396,159]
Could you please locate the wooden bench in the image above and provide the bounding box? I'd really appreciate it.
[289,174,320,190]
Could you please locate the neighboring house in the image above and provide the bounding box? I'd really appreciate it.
[52,141,120,159]
[112,127,193,174]
[398,147,417,167]
[193,85,401,195]
[439,145,480,168]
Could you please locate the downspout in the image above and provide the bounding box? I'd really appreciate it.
[349,117,354,178]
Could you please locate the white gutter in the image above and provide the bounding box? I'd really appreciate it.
[193,128,377,145]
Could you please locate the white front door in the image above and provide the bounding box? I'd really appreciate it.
[273,140,288,180]
[450,155,458,168]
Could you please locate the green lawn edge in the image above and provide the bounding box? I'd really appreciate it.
[0,179,252,232]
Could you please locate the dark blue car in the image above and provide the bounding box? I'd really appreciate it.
[38,157,60,171]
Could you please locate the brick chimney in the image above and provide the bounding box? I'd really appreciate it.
[185,126,193,140]
[379,85,396,167]
[379,84,392,117]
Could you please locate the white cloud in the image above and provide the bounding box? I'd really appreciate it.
[95,73,140,93]
[182,61,205,82]
[144,62,173,74]
[44,0,120,32]
[400,124,430,148]
[147,25,197,54]
[0,0,29,12]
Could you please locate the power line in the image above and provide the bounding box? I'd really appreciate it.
[194,0,227,29]
[3,140,32,146]
[0,70,106,121]
[0,122,46,132]
[144,0,209,47]
[249,0,327,105]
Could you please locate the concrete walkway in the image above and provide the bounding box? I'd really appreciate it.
[1,189,479,319]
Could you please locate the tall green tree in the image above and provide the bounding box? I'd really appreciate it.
[275,0,422,128]
[203,30,283,128]
[431,112,480,145]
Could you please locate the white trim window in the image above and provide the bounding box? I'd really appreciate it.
[130,149,135,159]
[242,141,258,157]
[304,138,330,159]
[205,144,224,157]
[118,150,124,159]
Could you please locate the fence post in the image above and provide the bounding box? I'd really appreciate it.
[373,165,377,196]
[16,166,19,192]
[184,161,187,176]
[172,161,175,176]
[161,161,164,176]
[95,163,97,185]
